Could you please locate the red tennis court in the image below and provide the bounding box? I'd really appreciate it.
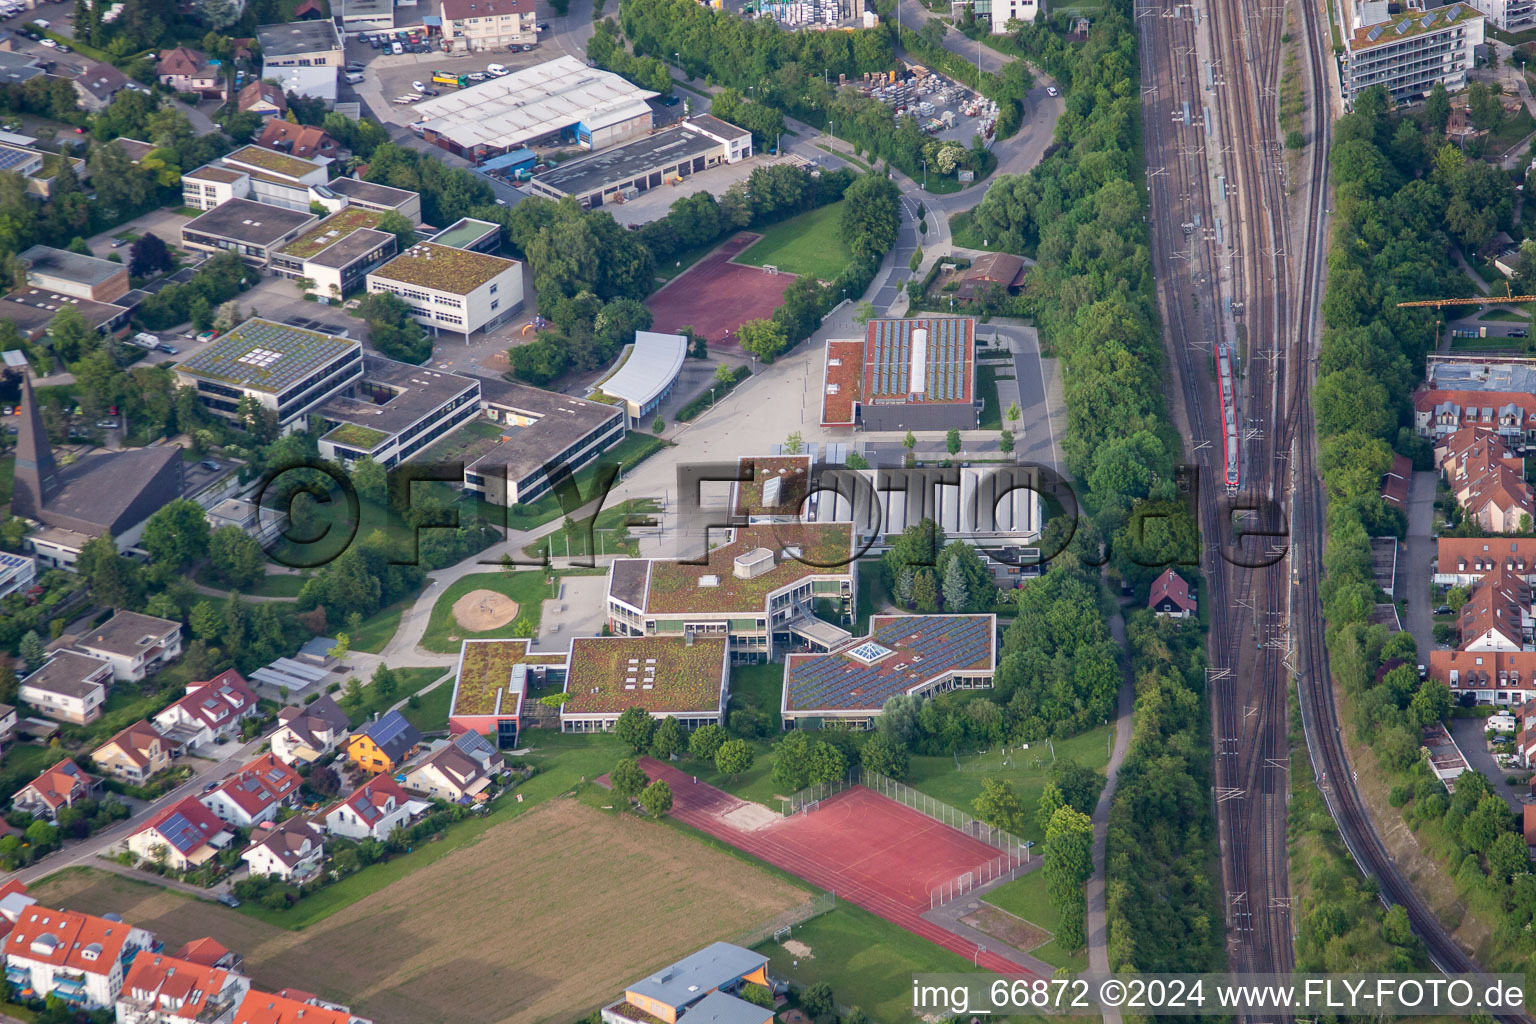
[645,234,796,344]
[638,758,1033,975]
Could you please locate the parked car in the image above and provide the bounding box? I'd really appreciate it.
[661,94,680,106]
[95,419,118,429]
[110,237,128,248]
[55,42,68,51]
[467,71,487,81]
[412,79,427,92]
[391,40,403,54]
[157,343,178,355]
[38,37,55,46]
[346,70,365,83]
[537,21,550,29]
[1435,605,1451,615]
[487,63,508,75]
[196,330,216,343]
[1046,85,1058,97]
[201,459,220,471]
[217,894,241,908]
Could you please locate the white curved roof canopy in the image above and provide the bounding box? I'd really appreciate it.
[598,331,688,408]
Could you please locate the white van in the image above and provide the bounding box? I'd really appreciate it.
[486,63,508,76]
[345,70,365,83]
[133,332,159,349]
[32,18,49,28]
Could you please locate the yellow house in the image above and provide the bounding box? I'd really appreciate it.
[344,711,422,775]
[92,721,172,783]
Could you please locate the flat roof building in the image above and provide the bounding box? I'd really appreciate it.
[527,117,753,208]
[257,20,343,67]
[440,0,536,51]
[183,144,331,213]
[429,217,501,255]
[18,245,129,303]
[463,376,625,506]
[339,0,395,31]
[0,287,130,342]
[322,176,422,222]
[782,613,996,728]
[180,198,318,268]
[448,638,567,748]
[820,316,978,431]
[591,330,687,428]
[316,356,481,466]
[366,241,523,338]
[176,317,364,429]
[1342,1,1482,108]
[561,634,730,732]
[412,55,655,163]
[270,205,398,299]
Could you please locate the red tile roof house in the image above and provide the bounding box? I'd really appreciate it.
[1380,452,1412,509]
[199,753,302,828]
[241,817,327,881]
[114,951,251,1023]
[231,988,356,1024]
[321,775,428,841]
[11,758,100,821]
[256,120,344,162]
[3,905,156,1009]
[155,46,227,100]
[1428,649,1536,708]
[174,936,243,973]
[237,80,287,118]
[152,670,259,750]
[1148,568,1197,618]
[126,796,234,872]
[1456,566,1532,652]
[1436,425,1536,534]
[1435,537,1536,588]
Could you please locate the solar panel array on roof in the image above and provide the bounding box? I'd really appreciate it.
[1395,18,1410,33]
[1367,23,1384,40]
[1420,11,1436,26]
[1446,5,1461,19]
[786,616,993,711]
[867,320,968,403]
[0,146,36,171]
[159,812,209,853]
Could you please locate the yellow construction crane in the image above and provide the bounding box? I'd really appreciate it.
[1398,281,1536,308]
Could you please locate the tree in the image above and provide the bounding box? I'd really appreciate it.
[895,566,915,607]
[128,232,172,278]
[375,210,417,249]
[1036,781,1065,833]
[945,428,962,456]
[1488,829,1530,883]
[860,732,909,778]
[372,663,397,701]
[611,757,649,801]
[1409,679,1452,726]
[1446,586,1471,613]
[1425,81,1451,133]
[911,569,939,613]
[308,765,340,796]
[802,983,835,1017]
[840,172,901,259]
[141,499,211,570]
[715,738,755,780]
[807,740,846,785]
[650,716,686,759]
[972,778,1027,837]
[999,429,1015,453]
[1005,400,1022,427]
[329,633,352,660]
[903,430,917,454]
[738,318,789,362]
[1050,758,1103,814]
[19,630,46,672]
[784,430,804,455]
[689,722,726,761]
[772,730,815,791]
[639,779,674,816]
[941,556,969,611]
[738,983,774,1009]
[615,706,656,752]
[208,525,265,588]
[1044,805,1093,951]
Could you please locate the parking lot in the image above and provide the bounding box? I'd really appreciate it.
[347,34,558,127]
[602,153,797,227]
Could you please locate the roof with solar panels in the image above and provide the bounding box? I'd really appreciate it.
[821,317,977,427]
[781,613,996,718]
[178,317,359,393]
[1349,2,1479,50]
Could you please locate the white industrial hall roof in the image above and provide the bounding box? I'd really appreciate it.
[413,55,657,151]
[598,331,688,408]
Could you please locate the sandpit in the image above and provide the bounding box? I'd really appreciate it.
[452,589,519,631]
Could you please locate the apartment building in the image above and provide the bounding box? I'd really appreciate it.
[18,651,112,725]
[1342,1,1483,108]
[2,906,155,1009]
[440,0,536,52]
[73,610,182,682]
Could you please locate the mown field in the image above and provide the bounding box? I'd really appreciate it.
[33,799,806,1024]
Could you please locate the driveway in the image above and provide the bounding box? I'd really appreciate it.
[1402,470,1438,660]
[1449,716,1527,816]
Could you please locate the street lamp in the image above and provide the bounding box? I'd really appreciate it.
[922,158,927,190]
[710,386,718,409]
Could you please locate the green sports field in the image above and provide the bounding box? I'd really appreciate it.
[737,202,852,281]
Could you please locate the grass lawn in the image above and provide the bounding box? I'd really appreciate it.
[983,867,1088,972]
[235,730,631,930]
[1478,308,1530,322]
[521,498,660,560]
[729,662,784,732]
[737,203,852,281]
[401,681,454,732]
[976,364,1012,431]
[0,455,13,505]
[349,596,411,654]
[855,560,894,634]
[419,568,604,653]
[0,743,59,800]
[194,567,306,598]
[337,667,446,728]
[905,724,1112,847]
[1451,335,1530,352]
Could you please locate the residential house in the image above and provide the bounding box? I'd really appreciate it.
[322,775,427,841]
[11,759,99,821]
[72,62,142,112]
[152,670,259,749]
[91,721,172,783]
[173,938,243,974]
[1413,389,1536,449]
[954,252,1029,302]
[1437,425,1536,533]
[2,906,155,1010]
[115,952,250,1024]
[439,0,536,51]
[1148,568,1197,619]
[1428,649,1536,706]
[127,797,233,871]
[0,703,14,754]
[18,650,112,724]
[230,990,353,1024]
[1458,566,1533,651]
[72,610,183,682]
[269,696,350,766]
[240,818,326,882]
[1380,452,1412,509]
[402,743,492,803]
[199,754,302,828]
[237,80,287,118]
[1435,537,1536,588]
[155,47,226,99]
[256,120,343,162]
[344,710,421,775]
[1517,697,1536,766]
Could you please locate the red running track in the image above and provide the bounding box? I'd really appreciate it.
[640,758,1033,976]
[644,234,797,344]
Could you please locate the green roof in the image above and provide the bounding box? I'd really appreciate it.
[322,421,389,450]
[644,523,853,614]
[450,639,566,717]
[369,242,517,294]
[281,206,385,260]
[1350,2,1481,50]
[226,143,325,180]
[563,635,727,715]
[178,318,359,393]
[430,217,499,250]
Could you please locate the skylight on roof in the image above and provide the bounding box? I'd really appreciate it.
[847,641,894,664]
[239,347,283,369]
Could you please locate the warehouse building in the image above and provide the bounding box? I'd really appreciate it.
[527,116,753,207]
[365,241,522,338]
[316,357,482,467]
[176,318,363,430]
[820,316,979,432]
[18,245,129,303]
[257,20,343,68]
[463,377,624,507]
[1342,1,1483,108]
[181,199,318,268]
[411,55,655,163]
